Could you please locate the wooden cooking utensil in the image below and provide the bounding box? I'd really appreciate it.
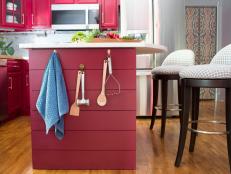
[97,60,108,106]
[70,71,82,116]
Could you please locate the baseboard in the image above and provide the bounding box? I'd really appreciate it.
[136,115,180,119]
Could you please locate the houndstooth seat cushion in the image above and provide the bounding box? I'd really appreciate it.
[180,44,231,79]
[210,44,231,65]
[179,65,231,79]
[152,65,187,75]
[152,49,195,76]
[162,49,195,66]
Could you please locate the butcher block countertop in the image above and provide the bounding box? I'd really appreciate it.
[19,42,167,54]
[0,55,24,60]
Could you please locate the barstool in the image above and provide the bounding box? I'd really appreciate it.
[150,49,195,137]
[175,44,231,171]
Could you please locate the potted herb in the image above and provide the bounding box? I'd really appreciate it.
[0,37,15,56]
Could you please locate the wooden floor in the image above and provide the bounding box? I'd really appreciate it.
[0,101,229,174]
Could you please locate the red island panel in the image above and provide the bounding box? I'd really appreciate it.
[29,48,136,170]
[31,110,136,131]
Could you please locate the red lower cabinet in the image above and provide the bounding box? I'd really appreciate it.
[0,61,8,122]
[8,71,22,119]
[21,60,30,115]
[0,58,30,122]
[29,48,136,169]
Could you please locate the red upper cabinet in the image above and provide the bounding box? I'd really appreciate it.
[52,0,98,4]
[24,0,32,29]
[0,0,26,29]
[32,0,51,28]
[52,0,74,4]
[76,0,98,3]
[100,0,118,30]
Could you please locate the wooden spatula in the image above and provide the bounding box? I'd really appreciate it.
[97,60,107,106]
[70,71,82,116]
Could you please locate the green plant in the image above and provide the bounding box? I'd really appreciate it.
[71,32,87,43]
[71,30,102,43]
[0,37,15,55]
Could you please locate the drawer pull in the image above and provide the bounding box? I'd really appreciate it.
[9,77,13,90]
[26,74,29,86]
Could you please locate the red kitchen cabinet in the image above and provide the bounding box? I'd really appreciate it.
[0,59,22,122]
[52,0,74,4]
[100,0,118,30]
[8,71,22,118]
[0,61,8,122]
[75,0,98,3]
[32,0,51,28]
[0,58,30,122]
[21,60,30,115]
[52,0,98,4]
[29,48,136,170]
[24,0,32,30]
[0,0,26,30]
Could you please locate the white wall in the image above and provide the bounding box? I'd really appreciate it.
[153,0,186,115]
[154,0,186,66]
[0,31,76,58]
[120,0,153,43]
[222,0,231,47]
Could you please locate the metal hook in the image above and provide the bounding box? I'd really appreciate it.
[53,49,57,53]
[79,64,85,71]
[107,49,111,57]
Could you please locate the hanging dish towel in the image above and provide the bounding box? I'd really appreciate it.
[36,52,69,140]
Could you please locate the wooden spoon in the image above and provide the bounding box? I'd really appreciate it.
[70,71,82,116]
[97,60,107,106]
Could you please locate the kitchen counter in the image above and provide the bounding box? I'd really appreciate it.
[22,43,166,170]
[0,55,24,60]
[19,42,167,54]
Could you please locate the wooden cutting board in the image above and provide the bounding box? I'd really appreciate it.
[91,38,143,43]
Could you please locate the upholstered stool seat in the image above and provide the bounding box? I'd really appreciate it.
[152,65,186,75]
[179,65,231,79]
[175,44,231,172]
[150,49,195,138]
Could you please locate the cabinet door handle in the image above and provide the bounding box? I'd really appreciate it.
[32,14,34,25]
[22,14,25,24]
[102,12,104,24]
[9,77,13,90]
[26,74,29,86]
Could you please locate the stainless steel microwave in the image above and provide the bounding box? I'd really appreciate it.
[51,4,99,30]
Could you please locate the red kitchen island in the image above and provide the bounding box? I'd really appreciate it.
[20,42,166,170]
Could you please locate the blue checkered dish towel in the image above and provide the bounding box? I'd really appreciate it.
[36,52,69,140]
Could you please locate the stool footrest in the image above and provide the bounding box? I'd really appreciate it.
[187,120,229,135]
[155,104,181,111]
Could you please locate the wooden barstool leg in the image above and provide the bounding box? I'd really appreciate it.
[161,79,168,138]
[175,79,191,167]
[150,79,159,130]
[178,79,182,125]
[225,88,231,172]
[189,87,200,152]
